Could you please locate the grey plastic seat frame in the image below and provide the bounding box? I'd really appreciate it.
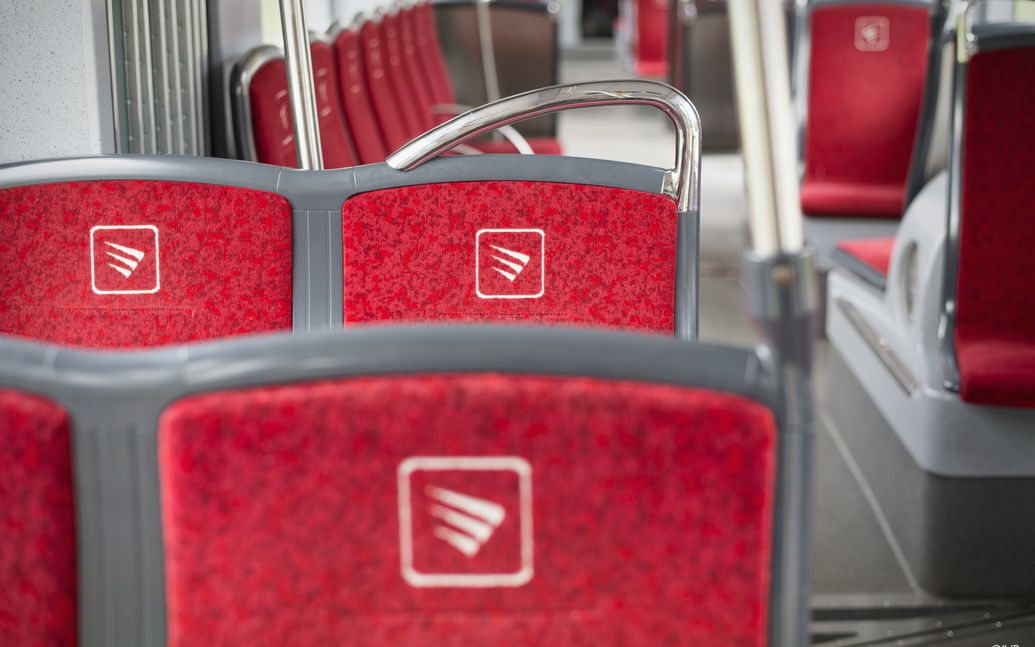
[0,324,801,646]
[824,12,1035,596]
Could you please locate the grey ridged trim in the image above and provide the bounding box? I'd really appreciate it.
[354,155,667,197]
[836,297,919,393]
[293,209,345,329]
[675,209,700,339]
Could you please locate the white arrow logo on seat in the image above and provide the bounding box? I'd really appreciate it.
[426,486,506,557]
[488,245,531,282]
[104,241,146,278]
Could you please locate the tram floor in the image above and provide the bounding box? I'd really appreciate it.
[558,44,1035,645]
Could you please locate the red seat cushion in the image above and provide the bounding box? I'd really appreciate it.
[0,389,76,646]
[801,4,930,218]
[342,181,677,331]
[834,237,894,279]
[0,181,293,348]
[955,47,1035,408]
[159,374,776,646]
[471,137,564,156]
[333,29,390,164]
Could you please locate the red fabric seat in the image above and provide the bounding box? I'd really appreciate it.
[833,237,894,288]
[955,47,1035,408]
[0,181,293,348]
[0,389,76,646]
[159,372,776,645]
[634,0,669,77]
[342,181,678,331]
[247,43,358,168]
[332,28,390,164]
[801,3,930,218]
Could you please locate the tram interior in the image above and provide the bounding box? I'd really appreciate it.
[1,0,1034,645]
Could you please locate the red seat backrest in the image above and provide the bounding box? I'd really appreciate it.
[310,40,359,169]
[246,45,357,169]
[954,45,1035,407]
[381,12,432,136]
[159,372,776,645]
[0,388,76,647]
[398,6,439,123]
[635,0,669,77]
[802,3,930,218]
[332,28,390,164]
[414,2,455,107]
[342,181,679,331]
[360,19,412,151]
[0,181,293,348]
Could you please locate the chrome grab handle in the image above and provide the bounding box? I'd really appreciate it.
[386,80,703,214]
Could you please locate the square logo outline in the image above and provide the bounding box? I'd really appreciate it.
[475,228,545,300]
[854,16,890,52]
[89,225,161,295]
[397,455,534,588]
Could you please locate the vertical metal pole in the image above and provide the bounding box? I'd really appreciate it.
[729,2,815,647]
[279,0,324,169]
[474,0,501,102]
[729,0,803,256]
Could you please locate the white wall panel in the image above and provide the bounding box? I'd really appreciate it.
[0,0,115,163]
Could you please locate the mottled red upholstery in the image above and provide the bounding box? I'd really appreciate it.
[0,181,293,348]
[802,4,930,218]
[0,389,76,647]
[247,45,357,169]
[159,373,776,646]
[342,182,677,331]
[835,237,894,277]
[333,28,390,164]
[955,47,1035,408]
[381,13,429,138]
[360,20,412,151]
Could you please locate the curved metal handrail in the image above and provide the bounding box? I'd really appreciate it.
[386,80,703,213]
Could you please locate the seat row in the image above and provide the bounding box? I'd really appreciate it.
[823,8,1035,596]
[232,1,561,169]
[0,80,697,351]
